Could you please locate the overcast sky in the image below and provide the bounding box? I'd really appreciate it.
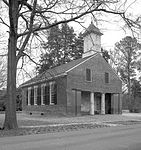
[69,0,141,50]
[0,0,141,53]
[0,0,141,86]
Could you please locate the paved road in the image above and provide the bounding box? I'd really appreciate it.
[1,124,141,150]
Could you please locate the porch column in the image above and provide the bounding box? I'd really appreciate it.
[90,92,95,115]
[119,94,122,114]
[101,93,105,114]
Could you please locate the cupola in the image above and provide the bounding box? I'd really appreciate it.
[82,22,103,58]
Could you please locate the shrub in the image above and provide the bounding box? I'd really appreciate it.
[0,101,5,111]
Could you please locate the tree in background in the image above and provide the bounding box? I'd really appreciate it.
[37,23,83,74]
[130,79,141,112]
[60,23,76,64]
[122,79,141,111]
[38,28,111,74]
[114,36,141,110]
[71,33,84,60]
[37,23,62,74]
[0,0,140,129]
[0,59,6,89]
[0,32,7,89]
[101,48,110,63]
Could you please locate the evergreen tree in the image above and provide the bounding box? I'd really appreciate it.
[60,23,76,63]
[37,23,83,74]
[37,23,62,74]
[71,33,83,60]
[114,36,141,110]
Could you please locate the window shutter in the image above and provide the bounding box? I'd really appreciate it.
[37,86,41,105]
[30,88,34,105]
[50,82,57,105]
[54,83,57,105]
[45,84,50,105]
[26,89,28,105]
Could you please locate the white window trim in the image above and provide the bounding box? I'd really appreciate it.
[27,87,31,106]
[41,83,46,105]
[34,86,38,105]
[49,81,55,105]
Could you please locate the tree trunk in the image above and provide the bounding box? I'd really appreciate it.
[3,0,19,130]
[3,37,18,129]
[127,65,132,111]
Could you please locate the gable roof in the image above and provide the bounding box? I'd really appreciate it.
[21,54,98,87]
[83,22,103,37]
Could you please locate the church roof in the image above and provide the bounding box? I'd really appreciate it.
[83,22,103,37]
[21,54,98,87]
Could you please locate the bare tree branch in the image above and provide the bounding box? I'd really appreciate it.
[18,7,125,38]
[0,54,7,57]
[22,52,41,66]
[0,17,9,28]
[21,0,32,11]
[16,0,37,63]
[2,0,9,6]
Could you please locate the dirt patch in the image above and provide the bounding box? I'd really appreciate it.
[106,120,141,125]
[0,123,109,138]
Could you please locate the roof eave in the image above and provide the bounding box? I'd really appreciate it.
[20,73,67,88]
[83,31,103,37]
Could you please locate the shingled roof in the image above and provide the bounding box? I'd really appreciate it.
[83,22,103,37]
[21,54,98,87]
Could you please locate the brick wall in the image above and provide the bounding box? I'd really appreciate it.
[67,54,122,93]
[22,76,67,115]
[23,105,66,115]
[22,54,122,116]
[66,54,122,115]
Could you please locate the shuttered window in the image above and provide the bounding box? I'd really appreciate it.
[37,86,41,105]
[29,82,57,106]
[105,72,109,83]
[50,82,57,105]
[86,68,92,81]
[27,87,31,105]
[30,87,34,105]
[34,86,38,105]
[44,84,50,105]
[26,89,28,105]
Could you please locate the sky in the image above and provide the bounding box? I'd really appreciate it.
[69,0,141,50]
[100,0,141,49]
[0,0,141,86]
[0,0,141,53]
[1,0,141,53]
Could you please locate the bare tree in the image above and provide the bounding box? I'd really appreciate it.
[0,0,139,129]
[0,32,7,89]
[0,59,6,89]
[114,36,141,110]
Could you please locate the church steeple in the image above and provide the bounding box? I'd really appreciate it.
[82,22,103,58]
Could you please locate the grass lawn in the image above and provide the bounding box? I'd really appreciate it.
[1,112,141,138]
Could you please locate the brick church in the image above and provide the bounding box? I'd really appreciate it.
[21,22,122,116]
